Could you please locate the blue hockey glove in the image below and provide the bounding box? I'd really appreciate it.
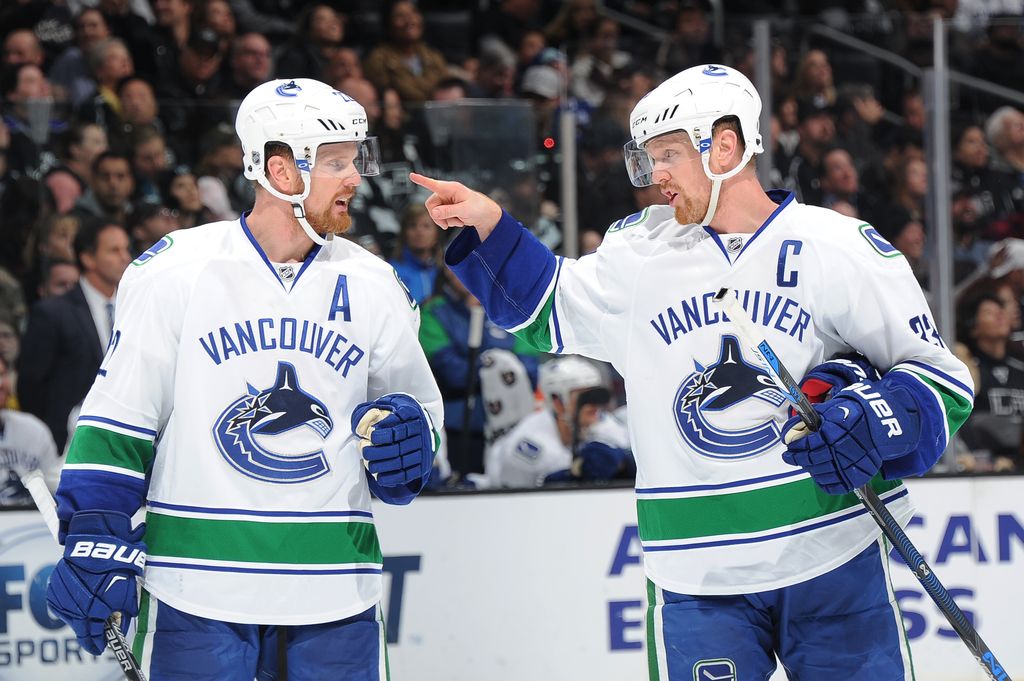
[576,441,631,481]
[352,393,435,489]
[781,378,922,495]
[46,511,146,655]
[797,353,881,407]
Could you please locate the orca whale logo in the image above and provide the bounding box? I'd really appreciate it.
[213,362,333,483]
[673,336,786,460]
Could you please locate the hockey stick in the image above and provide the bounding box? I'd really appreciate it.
[20,471,149,681]
[712,287,1012,681]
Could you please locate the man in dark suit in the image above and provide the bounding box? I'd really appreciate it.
[18,221,132,451]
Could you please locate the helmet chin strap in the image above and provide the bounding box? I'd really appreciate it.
[256,169,332,246]
[699,145,755,227]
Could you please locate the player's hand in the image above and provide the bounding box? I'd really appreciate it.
[781,378,921,495]
[352,393,435,489]
[795,354,881,407]
[46,511,146,655]
[409,172,503,238]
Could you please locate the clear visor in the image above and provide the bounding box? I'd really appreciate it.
[623,139,655,187]
[354,137,381,176]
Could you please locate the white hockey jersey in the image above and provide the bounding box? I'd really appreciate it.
[447,193,974,595]
[489,409,630,488]
[0,409,60,506]
[58,218,443,624]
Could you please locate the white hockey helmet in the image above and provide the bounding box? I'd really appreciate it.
[624,64,764,225]
[235,78,380,245]
[538,356,605,411]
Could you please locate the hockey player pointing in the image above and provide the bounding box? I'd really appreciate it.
[46,79,443,680]
[411,64,973,679]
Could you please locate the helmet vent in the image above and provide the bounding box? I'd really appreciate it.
[317,118,346,131]
[655,104,680,124]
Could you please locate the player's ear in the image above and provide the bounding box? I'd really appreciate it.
[266,155,300,194]
[711,127,740,173]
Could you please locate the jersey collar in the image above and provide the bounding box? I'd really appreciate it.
[702,190,794,263]
[239,212,323,291]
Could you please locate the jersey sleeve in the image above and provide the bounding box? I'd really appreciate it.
[445,210,627,362]
[55,260,185,534]
[364,269,444,503]
[815,222,974,477]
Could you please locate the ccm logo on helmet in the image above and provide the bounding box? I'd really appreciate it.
[702,65,728,76]
[70,541,147,569]
[847,382,903,437]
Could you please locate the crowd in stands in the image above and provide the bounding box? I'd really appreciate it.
[0,0,1023,501]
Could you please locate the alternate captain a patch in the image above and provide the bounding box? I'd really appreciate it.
[672,336,786,460]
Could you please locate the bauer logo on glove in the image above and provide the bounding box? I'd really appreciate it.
[846,382,903,438]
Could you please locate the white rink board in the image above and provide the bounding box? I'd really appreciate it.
[375,478,1024,681]
[0,477,1021,680]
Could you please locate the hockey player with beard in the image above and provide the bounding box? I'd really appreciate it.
[45,78,443,680]
[411,64,973,679]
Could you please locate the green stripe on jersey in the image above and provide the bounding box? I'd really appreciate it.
[645,579,660,681]
[145,513,383,566]
[132,590,151,661]
[512,291,556,353]
[636,475,902,542]
[915,372,972,438]
[66,425,154,475]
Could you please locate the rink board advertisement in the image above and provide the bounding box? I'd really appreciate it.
[1,477,1022,681]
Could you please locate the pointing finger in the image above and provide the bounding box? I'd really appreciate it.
[410,172,447,193]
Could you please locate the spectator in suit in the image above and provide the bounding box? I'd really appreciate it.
[37,257,80,300]
[18,221,132,451]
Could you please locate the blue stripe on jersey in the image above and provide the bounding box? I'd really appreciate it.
[77,415,158,438]
[643,487,908,552]
[239,213,323,290]
[445,210,557,330]
[147,500,373,519]
[703,227,730,262]
[702,191,794,264]
[146,560,383,576]
[636,469,806,495]
[736,190,794,259]
[551,257,565,354]
[901,359,975,398]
